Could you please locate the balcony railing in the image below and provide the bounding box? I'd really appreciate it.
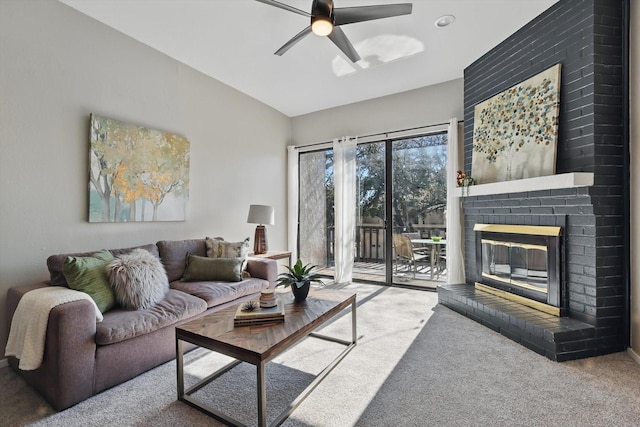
[325,224,445,265]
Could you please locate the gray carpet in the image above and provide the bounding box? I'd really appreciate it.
[2,283,640,427]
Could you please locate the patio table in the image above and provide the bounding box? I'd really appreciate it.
[411,238,447,279]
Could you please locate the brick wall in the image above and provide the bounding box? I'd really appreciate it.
[460,0,626,356]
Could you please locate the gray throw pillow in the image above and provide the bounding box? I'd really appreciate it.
[106,248,169,310]
[182,253,243,282]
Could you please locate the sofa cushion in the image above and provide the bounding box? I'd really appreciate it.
[95,289,207,346]
[62,250,116,313]
[156,239,209,282]
[48,244,160,288]
[171,278,269,308]
[182,254,243,282]
[106,248,170,310]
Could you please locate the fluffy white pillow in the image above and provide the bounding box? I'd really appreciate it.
[106,248,169,310]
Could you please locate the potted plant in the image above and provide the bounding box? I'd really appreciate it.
[276,259,323,302]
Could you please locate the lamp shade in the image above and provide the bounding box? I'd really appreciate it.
[247,205,275,225]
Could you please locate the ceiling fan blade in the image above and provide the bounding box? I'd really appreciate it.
[334,4,412,26]
[254,0,311,18]
[328,27,361,62]
[275,26,313,56]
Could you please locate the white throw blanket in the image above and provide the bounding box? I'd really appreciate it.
[5,287,103,370]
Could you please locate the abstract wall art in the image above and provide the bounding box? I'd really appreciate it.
[471,63,561,184]
[89,114,190,222]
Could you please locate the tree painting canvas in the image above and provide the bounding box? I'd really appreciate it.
[89,114,190,222]
[471,64,561,184]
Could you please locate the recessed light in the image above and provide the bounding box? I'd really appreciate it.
[435,14,455,28]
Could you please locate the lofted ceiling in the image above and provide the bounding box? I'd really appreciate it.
[58,0,558,117]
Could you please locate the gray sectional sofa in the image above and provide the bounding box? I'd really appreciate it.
[5,238,277,411]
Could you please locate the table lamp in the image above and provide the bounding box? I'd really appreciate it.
[247,204,274,255]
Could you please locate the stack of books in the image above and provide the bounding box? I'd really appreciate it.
[234,299,285,326]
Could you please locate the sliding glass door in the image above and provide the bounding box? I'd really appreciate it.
[297,132,447,287]
[390,135,447,286]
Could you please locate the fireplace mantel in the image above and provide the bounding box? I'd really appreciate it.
[457,172,594,198]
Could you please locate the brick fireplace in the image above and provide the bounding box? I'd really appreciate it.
[438,0,628,361]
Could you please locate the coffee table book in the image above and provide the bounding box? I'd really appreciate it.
[234,299,285,326]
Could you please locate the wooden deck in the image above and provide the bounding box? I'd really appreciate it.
[317,260,445,290]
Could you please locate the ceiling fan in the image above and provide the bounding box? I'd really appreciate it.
[255,0,413,62]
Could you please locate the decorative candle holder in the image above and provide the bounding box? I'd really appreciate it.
[259,289,278,308]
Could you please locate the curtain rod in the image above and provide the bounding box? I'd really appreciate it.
[293,119,464,150]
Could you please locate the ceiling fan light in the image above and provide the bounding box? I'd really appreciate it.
[312,16,333,36]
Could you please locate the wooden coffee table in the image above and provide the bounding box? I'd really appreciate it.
[176,288,357,427]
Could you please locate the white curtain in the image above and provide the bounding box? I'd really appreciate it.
[446,118,466,284]
[333,136,357,284]
[286,145,299,263]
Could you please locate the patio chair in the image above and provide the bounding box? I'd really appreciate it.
[404,232,430,257]
[436,245,447,278]
[392,233,429,278]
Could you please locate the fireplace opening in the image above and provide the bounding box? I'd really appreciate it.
[474,224,564,316]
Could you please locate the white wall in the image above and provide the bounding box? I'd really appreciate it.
[0,0,290,355]
[630,0,640,358]
[291,79,463,145]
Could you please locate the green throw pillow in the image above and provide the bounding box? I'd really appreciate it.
[182,253,243,282]
[205,237,250,274]
[63,249,116,313]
